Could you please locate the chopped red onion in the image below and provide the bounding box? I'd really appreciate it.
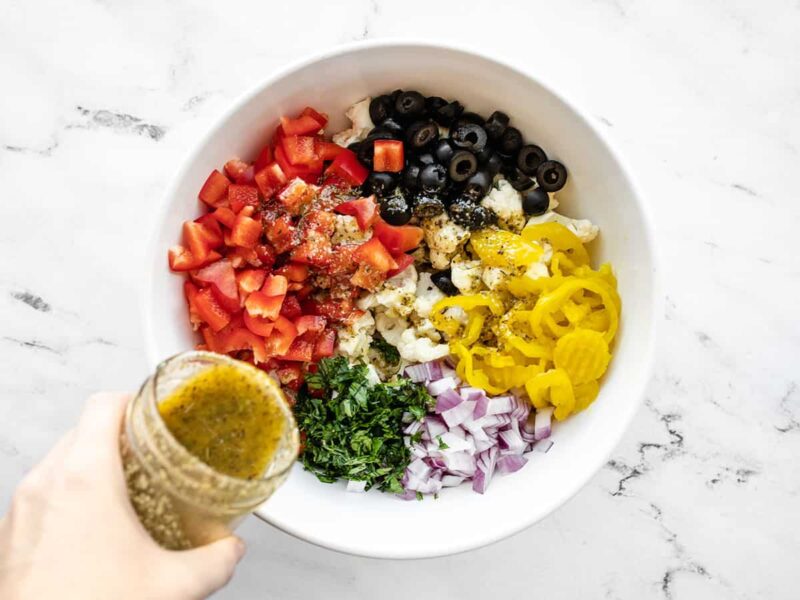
[534,407,554,440]
[404,360,443,383]
[426,376,458,396]
[441,474,466,487]
[442,400,477,427]
[424,416,448,439]
[498,429,526,455]
[407,458,432,479]
[496,454,528,474]
[437,432,474,454]
[459,386,486,401]
[511,396,531,421]
[403,420,422,436]
[442,451,476,476]
[346,480,367,493]
[434,389,463,413]
[533,438,554,453]
[474,395,515,418]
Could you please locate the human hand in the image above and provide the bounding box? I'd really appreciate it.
[0,393,245,600]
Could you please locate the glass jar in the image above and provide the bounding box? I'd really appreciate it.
[120,351,299,550]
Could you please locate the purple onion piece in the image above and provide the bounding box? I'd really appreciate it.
[434,389,463,414]
[534,407,554,441]
[496,454,528,474]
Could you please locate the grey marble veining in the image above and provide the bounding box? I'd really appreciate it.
[1,0,798,598]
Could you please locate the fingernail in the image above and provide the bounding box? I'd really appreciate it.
[234,538,247,562]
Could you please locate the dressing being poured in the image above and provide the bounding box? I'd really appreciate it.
[158,363,286,480]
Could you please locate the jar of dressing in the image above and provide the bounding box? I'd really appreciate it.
[121,351,299,549]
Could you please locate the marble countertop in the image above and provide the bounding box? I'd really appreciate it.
[2,0,798,598]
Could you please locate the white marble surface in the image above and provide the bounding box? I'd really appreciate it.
[1,0,798,597]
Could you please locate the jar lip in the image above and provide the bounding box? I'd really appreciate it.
[140,350,299,507]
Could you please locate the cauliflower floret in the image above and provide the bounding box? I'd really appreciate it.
[414,272,446,319]
[336,310,375,358]
[451,259,483,294]
[525,261,550,280]
[375,312,407,347]
[414,318,442,342]
[359,265,418,317]
[482,179,525,232]
[481,266,511,291]
[526,210,599,244]
[332,97,374,147]
[423,214,469,270]
[332,215,371,245]
[397,328,450,363]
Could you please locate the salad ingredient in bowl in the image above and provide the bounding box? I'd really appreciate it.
[165,91,621,500]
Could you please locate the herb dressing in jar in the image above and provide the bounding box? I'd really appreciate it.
[121,351,299,549]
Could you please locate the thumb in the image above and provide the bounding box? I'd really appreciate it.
[169,536,246,599]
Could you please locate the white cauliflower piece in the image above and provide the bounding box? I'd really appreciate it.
[481,266,511,291]
[375,312,408,347]
[397,328,450,363]
[359,265,418,317]
[482,179,526,232]
[414,318,442,342]
[332,215,371,245]
[526,210,599,244]
[548,192,559,211]
[336,310,375,358]
[332,97,374,147]
[414,272,446,319]
[525,261,550,280]
[451,259,483,294]
[423,214,469,269]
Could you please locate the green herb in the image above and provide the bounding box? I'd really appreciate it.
[416,491,424,501]
[410,430,423,444]
[295,357,434,493]
[437,435,449,450]
[370,334,400,366]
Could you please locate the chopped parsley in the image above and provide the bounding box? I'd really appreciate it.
[436,435,449,450]
[295,357,433,493]
[370,333,400,366]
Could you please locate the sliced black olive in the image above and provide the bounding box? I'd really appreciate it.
[413,152,436,166]
[390,89,404,104]
[419,163,448,193]
[484,151,504,176]
[364,171,399,197]
[369,95,394,124]
[455,112,485,127]
[402,164,421,191]
[434,138,456,165]
[448,198,495,230]
[368,126,399,140]
[451,123,488,153]
[431,100,464,126]
[413,193,446,218]
[357,142,374,168]
[503,165,535,191]
[464,170,492,200]
[522,187,550,216]
[380,117,404,135]
[431,269,459,296]
[484,111,509,140]
[380,190,412,225]
[498,127,523,156]
[475,144,494,165]
[448,150,478,182]
[517,144,547,176]
[442,181,465,203]
[536,160,568,192]
[395,91,426,121]
[347,141,361,153]
[425,96,448,114]
[405,120,439,151]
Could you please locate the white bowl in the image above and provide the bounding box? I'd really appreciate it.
[142,41,659,559]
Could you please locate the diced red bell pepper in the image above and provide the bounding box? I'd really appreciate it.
[279,294,302,320]
[295,283,315,299]
[253,146,273,173]
[183,220,221,261]
[254,162,288,199]
[280,114,323,137]
[278,178,317,215]
[198,170,231,207]
[316,140,344,161]
[386,253,415,277]
[230,215,262,248]
[334,195,378,231]
[265,213,297,254]
[254,244,277,269]
[311,298,358,324]
[243,310,275,337]
[235,268,266,297]
[227,247,260,269]
[275,145,322,182]
[224,159,252,183]
[302,209,336,236]
[281,337,314,362]
[217,326,268,364]
[295,315,327,335]
[350,263,386,290]
[373,140,404,173]
[184,281,203,330]
[228,184,259,213]
[325,149,368,186]
[372,219,425,254]
[200,326,220,352]
[213,206,237,229]
[194,214,224,245]
[275,262,309,282]
[290,238,332,266]
[168,246,221,272]
[265,315,298,357]
[245,291,284,321]
[261,274,288,297]
[193,287,232,332]
[300,106,328,128]
[354,237,398,272]
[276,362,304,391]
[313,328,337,360]
[281,135,318,166]
[193,259,240,313]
